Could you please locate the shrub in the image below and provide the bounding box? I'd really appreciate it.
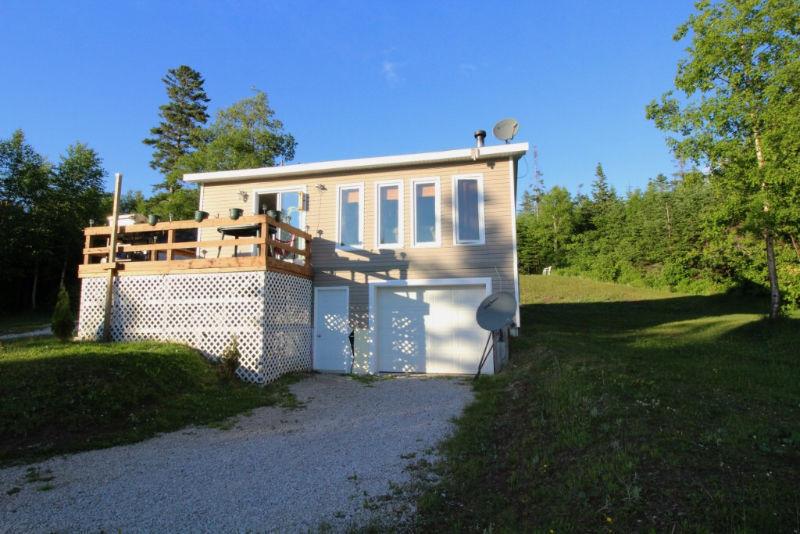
[219,336,241,380]
[51,285,75,342]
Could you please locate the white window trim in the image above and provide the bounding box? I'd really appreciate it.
[249,185,308,255]
[452,173,485,246]
[411,177,441,248]
[335,182,365,251]
[374,180,404,249]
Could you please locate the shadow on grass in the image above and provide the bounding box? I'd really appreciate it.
[415,287,800,532]
[522,292,771,331]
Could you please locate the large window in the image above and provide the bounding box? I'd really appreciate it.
[337,184,363,249]
[453,175,485,245]
[412,178,440,247]
[376,182,402,248]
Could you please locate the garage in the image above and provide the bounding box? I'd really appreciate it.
[374,280,492,375]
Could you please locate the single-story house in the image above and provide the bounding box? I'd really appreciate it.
[77,135,527,383]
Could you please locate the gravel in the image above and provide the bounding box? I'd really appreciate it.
[0,374,472,533]
[0,327,51,341]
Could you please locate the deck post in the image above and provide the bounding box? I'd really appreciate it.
[260,221,268,259]
[166,229,175,261]
[304,237,312,276]
[102,173,122,342]
[83,234,91,265]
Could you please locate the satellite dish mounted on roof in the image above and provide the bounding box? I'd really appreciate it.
[493,118,520,144]
[474,291,517,378]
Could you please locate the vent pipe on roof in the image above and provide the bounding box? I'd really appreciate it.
[474,130,486,148]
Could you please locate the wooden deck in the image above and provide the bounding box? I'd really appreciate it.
[78,214,313,279]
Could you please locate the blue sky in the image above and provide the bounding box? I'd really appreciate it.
[1,0,694,198]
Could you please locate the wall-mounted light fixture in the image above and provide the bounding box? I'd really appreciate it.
[238,190,249,202]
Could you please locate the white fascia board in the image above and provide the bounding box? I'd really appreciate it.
[184,142,529,184]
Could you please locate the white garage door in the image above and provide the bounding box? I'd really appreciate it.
[376,284,490,374]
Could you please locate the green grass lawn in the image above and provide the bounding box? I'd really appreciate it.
[0,338,303,465]
[416,275,800,532]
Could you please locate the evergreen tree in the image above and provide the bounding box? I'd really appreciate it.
[520,190,537,213]
[530,146,545,216]
[519,146,544,215]
[143,65,210,192]
[591,163,615,204]
[51,284,75,342]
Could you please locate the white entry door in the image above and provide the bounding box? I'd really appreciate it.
[377,283,489,374]
[313,287,351,372]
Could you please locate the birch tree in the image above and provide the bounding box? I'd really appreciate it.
[647,0,800,319]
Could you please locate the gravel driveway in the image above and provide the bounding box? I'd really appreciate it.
[0,374,472,533]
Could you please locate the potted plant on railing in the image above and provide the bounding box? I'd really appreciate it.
[229,208,243,220]
[194,210,208,222]
[148,214,160,226]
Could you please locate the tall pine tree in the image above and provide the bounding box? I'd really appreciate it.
[143,65,210,193]
[591,162,615,204]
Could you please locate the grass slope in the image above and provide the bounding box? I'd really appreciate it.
[0,338,302,465]
[416,275,800,532]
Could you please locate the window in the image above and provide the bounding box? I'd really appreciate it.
[453,175,485,245]
[412,178,440,247]
[255,190,304,240]
[376,182,403,248]
[252,187,307,255]
[337,184,363,249]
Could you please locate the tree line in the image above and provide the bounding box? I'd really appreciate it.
[0,133,105,311]
[519,0,800,318]
[1,65,296,314]
[517,163,800,310]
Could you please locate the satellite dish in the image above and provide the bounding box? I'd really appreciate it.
[476,292,517,331]
[493,118,519,143]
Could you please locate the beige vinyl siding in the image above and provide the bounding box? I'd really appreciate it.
[199,158,516,327]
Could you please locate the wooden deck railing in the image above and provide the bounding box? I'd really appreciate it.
[78,214,313,279]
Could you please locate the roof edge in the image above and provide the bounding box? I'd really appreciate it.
[184,142,529,183]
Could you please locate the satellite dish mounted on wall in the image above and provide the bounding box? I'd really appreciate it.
[474,291,517,378]
[476,292,517,331]
[493,118,520,144]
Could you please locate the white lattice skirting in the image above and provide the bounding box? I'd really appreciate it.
[77,271,313,384]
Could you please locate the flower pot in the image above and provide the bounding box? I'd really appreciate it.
[147,214,160,226]
[194,210,208,222]
[266,209,281,222]
[229,208,243,220]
